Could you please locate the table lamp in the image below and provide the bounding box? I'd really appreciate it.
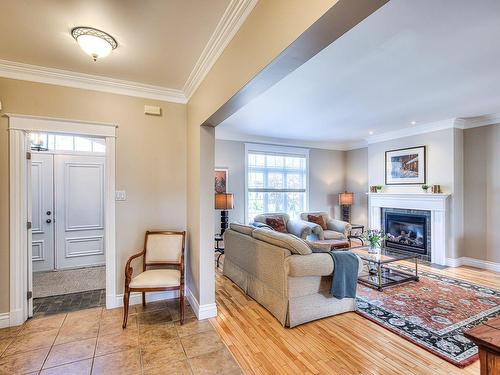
[338,191,354,223]
[215,193,234,235]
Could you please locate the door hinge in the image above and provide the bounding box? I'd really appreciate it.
[26,151,31,160]
[27,291,32,300]
[27,221,32,230]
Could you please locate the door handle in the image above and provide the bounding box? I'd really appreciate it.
[46,211,52,215]
[46,219,52,224]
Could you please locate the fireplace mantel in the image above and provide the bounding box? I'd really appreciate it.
[367,193,450,265]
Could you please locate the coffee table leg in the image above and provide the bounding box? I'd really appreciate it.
[415,257,419,281]
[377,264,382,290]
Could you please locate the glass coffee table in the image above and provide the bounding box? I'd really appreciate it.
[351,247,419,291]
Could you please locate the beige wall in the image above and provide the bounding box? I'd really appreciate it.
[214,140,346,230]
[0,77,187,313]
[186,0,338,307]
[345,147,368,227]
[367,128,464,259]
[464,124,500,263]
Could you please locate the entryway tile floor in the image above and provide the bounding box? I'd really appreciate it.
[33,289,106,318]
[0,299,242,375]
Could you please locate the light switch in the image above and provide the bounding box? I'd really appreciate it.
[115,190,127,201]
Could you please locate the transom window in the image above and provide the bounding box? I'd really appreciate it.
[246,144,308,222]
[30,132,106,153]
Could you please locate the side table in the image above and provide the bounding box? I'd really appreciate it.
[464,316,500,374]
[215,234,224,268]
[348,224,364,246]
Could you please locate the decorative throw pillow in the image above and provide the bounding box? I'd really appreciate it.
[308,214,327,230]
[265,217,288,233]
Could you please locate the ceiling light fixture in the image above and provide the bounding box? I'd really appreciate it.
[369,131,374,135]
[411,121,417,125]
[71,27,118,61]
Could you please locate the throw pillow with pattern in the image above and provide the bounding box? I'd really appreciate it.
[308,214,327,230]
[265,217,288,233]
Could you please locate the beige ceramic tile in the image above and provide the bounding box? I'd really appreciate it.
[137,308,173,326]
[188,347,243,375]
[0,346,49,374]
[143,359,193,375]
[54,320,99,345]
[139,323,178,346]
[99,315,137,337]
[101,305,136,321]
[92,348,142,375]
[95,329,139,356]
[2,328,58,357]
[20,314,66,335]
[43,337,96,369]
[175,317,214,338]
[39,358,92,375]
[180,330,225,359]
[140,337,186,370]
[0,326,22,340]
[65,307,103,323]
[135,300,169,314]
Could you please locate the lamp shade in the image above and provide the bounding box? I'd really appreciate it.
[215,193,234,210]
[339,192,354,205]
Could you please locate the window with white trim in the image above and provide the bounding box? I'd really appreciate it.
[246,144,308,222]
[30,132,106,153]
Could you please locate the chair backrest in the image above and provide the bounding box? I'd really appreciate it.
[300,211,329,223]
[144,231,185,265]
[253,213,290,224]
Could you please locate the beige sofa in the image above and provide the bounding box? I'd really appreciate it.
[300,211,352,240]
[223,223,363,327]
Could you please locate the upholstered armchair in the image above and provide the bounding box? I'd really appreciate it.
[251,213,314,239]
[299,212,352,240]
[123,231,186,328]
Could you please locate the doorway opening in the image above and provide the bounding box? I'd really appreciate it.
[30,132,107,317]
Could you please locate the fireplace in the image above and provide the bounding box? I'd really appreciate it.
[382,208,431,259]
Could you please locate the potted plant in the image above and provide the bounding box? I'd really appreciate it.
[422,184,430,193]
[360,229,388,254]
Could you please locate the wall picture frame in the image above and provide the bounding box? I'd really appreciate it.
[385,146,426,185]
[214,168,228,193]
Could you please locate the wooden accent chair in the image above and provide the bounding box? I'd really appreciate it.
[123,230,186,328]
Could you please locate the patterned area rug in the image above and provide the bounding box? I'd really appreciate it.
[355,265,500,367]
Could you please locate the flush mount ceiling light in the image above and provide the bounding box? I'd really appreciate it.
[71,27,117,61]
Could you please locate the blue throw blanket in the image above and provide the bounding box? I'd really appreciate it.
[328,251,359,299]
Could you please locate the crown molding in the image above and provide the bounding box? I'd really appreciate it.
[0,59,187,103]
[182,0,258,100]
[460,112,500,129]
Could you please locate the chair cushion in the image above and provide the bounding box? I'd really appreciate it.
[265,217,288,233]
[145,233,183,263]
[307,214,327,230]
[129,269,180,289]
[323,230,345,240]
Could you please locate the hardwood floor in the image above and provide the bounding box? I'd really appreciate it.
[211,261,500,375]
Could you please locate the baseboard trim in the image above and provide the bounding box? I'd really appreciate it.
[186,288,217,320]
[0,313,10,329]
[110,290,179,309]
[446,257,500,272]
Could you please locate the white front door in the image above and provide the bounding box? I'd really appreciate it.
[31,153,55,272]
[54,155,105,269]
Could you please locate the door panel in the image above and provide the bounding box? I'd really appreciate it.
[31,153,55,272]
[55,155,105,269]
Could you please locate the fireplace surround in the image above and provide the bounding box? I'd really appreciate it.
[368,193,450,265]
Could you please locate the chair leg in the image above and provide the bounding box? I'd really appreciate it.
[180,288,184,325]
[142,292,146,307]
[123,291,130,329]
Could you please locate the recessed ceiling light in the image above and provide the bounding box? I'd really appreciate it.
[71,27,118,61]
[369,131,374,135]
[411,121,417,125]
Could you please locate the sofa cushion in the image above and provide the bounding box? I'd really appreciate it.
[252,228,311,255]
[265,217,288,233]
[229,223,254,236]
[307,214,327,230]
[323,230,345,240]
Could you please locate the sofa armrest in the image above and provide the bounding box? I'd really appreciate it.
[286,253,364,277]
[286,219,312,239]
[326,219,352,238]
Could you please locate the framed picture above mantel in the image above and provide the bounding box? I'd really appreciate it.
[385,146,426,185]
